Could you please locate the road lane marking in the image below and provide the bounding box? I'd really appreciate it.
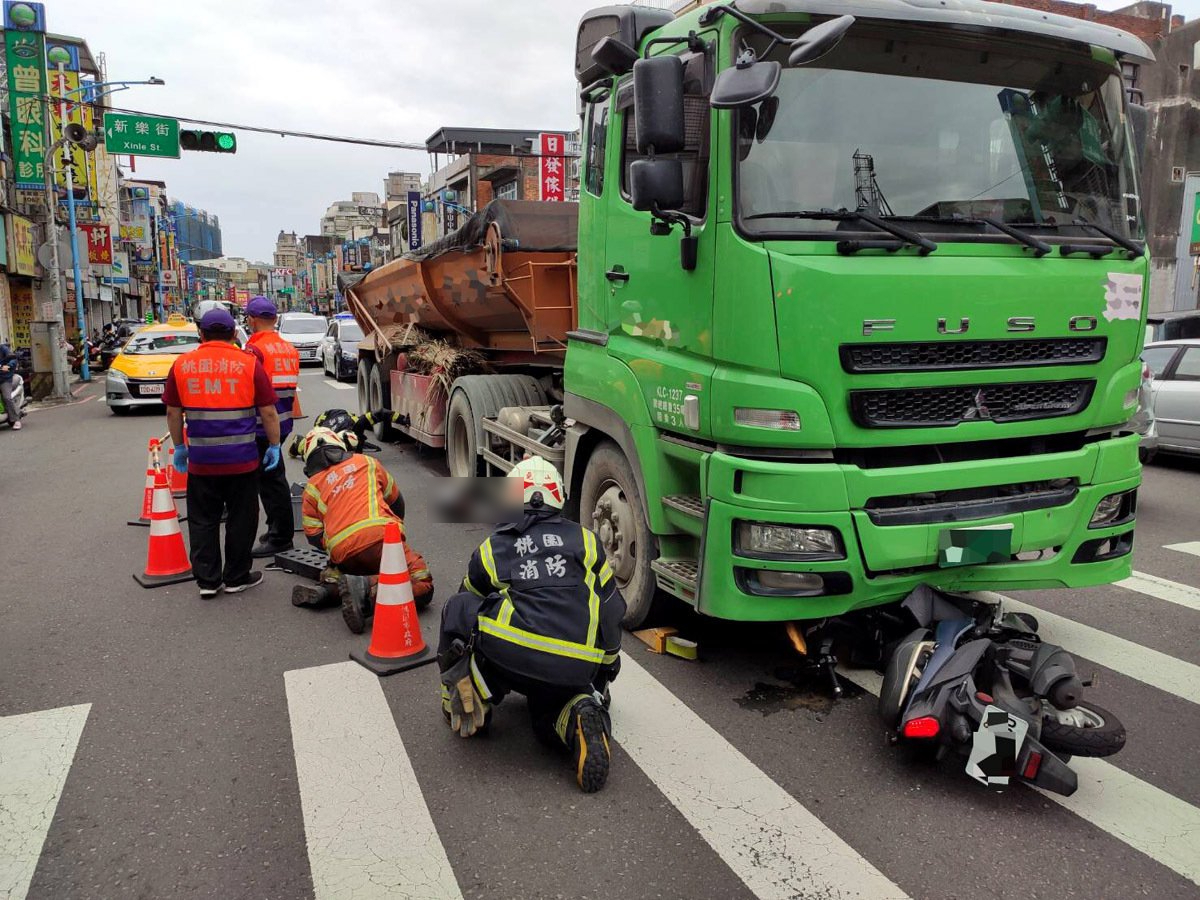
[321,380,354,391]
[612,653,909,900]
[1117,571,1200,613]
[1165,541,1200,560]
[840,668,1200,887]
[975,593,1200,704]
[0,704,90,900]
[285,662,463,900]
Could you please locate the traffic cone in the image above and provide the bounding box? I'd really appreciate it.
[133,469,194,588]
[350,522,435,675]
[127,439,160,526]
[167,449,188,498]
[293,388,306,420]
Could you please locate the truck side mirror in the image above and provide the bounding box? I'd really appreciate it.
[629,158,684,212]
[592,36,639,76]
[711,59,781,109]
[1128,103,1148,173]
[633,55,685,154]
[788,14,855,66]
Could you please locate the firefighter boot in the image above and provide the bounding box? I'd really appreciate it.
[291,583,338,608]
[563,693,612,793]
[339,574,373,634]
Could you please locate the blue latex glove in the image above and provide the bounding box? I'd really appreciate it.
[172,445,189,473]
[263,444,282,471]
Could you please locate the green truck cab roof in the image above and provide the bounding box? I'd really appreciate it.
[731,0,1154,62]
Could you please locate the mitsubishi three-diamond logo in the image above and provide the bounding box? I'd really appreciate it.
[963,389,991,420]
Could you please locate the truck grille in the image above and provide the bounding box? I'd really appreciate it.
[850,380,1094,428]
[840,338,1106,373]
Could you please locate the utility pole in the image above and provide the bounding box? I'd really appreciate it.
[41,136,71,401]
[57,62,90,382]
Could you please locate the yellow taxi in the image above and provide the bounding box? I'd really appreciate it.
[105,315,200,414]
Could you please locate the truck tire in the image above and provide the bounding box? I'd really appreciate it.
[579,441,658,628]
[446,375,548,477]
[368,361,398,442]
[357,356,374,415]
[446,389,480,477]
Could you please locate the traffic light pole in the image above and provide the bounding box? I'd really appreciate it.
[57,62,90,382]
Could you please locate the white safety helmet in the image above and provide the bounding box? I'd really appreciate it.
[300,426,347,461]
[508,455,564,510]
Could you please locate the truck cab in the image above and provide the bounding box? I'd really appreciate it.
[566,0,1151,625]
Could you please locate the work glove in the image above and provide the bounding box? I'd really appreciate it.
[172,445,189,473]
[438,640,488,738]
[263,444,282,471]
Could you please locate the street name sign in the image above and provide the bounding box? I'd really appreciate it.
[103,113,180,159]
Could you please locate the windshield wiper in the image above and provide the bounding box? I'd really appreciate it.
[743,208,937,254]
[1072,218,1144,260]
[888,213,1052,256]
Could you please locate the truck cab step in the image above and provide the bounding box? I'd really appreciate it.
[651,558,699,601]
[662,494,704,519]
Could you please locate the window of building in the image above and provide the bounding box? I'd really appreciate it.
[617,50,711,218]
[494,179,519,200]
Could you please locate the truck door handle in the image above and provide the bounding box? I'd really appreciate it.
[605,268,630,283]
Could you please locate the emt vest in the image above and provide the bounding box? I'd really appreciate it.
[247,331,300,439]
[172,342,260,468]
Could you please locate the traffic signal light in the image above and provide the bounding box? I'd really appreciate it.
[180,130,237,153]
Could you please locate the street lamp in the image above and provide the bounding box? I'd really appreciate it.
[53,75,165,382]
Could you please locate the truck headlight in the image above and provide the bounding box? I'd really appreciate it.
[735,522,844,560]
[1089,489,1136,528]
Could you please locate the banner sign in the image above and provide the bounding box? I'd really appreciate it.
[1189,192,1200,256]
[107,250,130,284]
[6,29,48,189]
[82,223,112,264]
[10,282,35,347]
[539,133,567,202]
[8,213,37,276]
[407,190,423,251]
[49,67,99,218]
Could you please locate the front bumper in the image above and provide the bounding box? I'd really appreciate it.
[696,433,1140,621]
[292,345,322,364]
[106,374,167,408]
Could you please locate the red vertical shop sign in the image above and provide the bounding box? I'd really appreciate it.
[539,133,566,202]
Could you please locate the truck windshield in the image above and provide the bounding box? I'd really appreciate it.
[735,25,1141,243]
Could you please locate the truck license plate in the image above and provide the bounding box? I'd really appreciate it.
[937,523,1013,567]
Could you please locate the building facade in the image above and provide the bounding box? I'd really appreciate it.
[169,201,223,263]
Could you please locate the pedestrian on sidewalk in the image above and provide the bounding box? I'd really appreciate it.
[164,308,282,597]
[243,296,300,558]
[0,340,20,430]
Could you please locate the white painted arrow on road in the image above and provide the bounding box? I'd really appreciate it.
[0,703,90,900]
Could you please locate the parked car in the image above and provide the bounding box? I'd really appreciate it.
[277,312,328,365]
[320,314,363,382]
[1145,310,1200,345]
[1140,339,1200,460]
[105,314,200,413]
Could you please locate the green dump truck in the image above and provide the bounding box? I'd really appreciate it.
[350,0,1151,628]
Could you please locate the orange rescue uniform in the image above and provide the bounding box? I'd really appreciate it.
[301,453,432,587]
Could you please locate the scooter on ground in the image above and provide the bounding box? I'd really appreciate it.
[876,585,1126,797]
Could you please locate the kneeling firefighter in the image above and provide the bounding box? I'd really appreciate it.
[437,456,625,794]
[297,427,433,632]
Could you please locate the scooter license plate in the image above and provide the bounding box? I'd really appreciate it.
[965,705,1029,788]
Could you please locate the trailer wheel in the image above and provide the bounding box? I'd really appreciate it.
[579,441,658,628]
[368,361,398,442]
[446,389,480,477]
[357,356,373,415]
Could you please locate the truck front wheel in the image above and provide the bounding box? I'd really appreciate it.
[357,356,374,415]
[446,390,479,477]
[579,441,658,628]
[368,361,397,442]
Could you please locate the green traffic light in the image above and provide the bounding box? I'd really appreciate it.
[216,133,235,151]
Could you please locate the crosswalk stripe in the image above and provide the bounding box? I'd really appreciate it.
[978,592,1200,704]
[285,662,463,900]
[1117,571,1200,613]
[839,668,1200,887]
[0,704,90,900]
[322,380,355,391]
[612,653,909,900]
[1165,541,1200,559]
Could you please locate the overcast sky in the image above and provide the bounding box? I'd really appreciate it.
[47,0,1198,262]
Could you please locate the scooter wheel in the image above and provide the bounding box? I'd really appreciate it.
[1040,701,1126,758]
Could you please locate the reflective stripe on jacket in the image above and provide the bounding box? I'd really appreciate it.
[246,331,300,438]
[171,342,260,468]
[301,453,402,564]
[463,512,625,687]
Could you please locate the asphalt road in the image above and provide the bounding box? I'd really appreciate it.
[1,368,1198,900]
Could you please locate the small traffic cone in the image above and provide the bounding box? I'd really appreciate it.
[167,449,187,498]
[293,388,306,420]
[133,470,194,588]
[350,522,435,675]
[127,439,160,526]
